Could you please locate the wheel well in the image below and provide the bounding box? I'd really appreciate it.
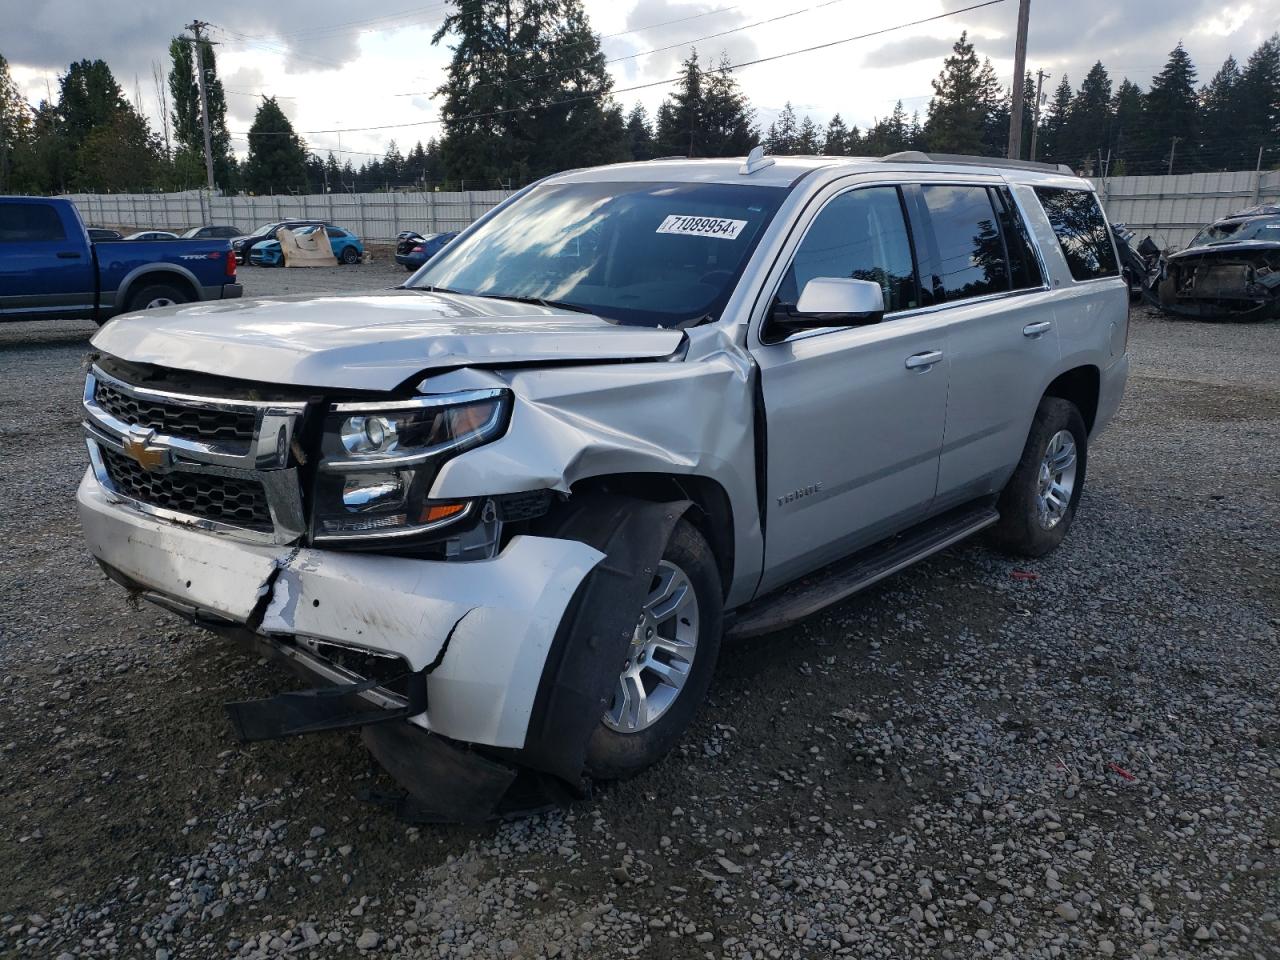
[568,473,735,599]
[1043,365,1100,433]
[124,271,197,307]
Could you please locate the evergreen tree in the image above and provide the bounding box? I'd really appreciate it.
[1143,43,1199,174]
[1015,73,1036,159]
[846,124,863,153]
[700,54,755,156]
[766,102,798,154]
[924,32,1004,154]
[76,109,162,190]
[432,0,627,185]
[58,59,128,150]
[655,50,703,156]
[243,97,307,193]
[823,114,849,155]
[625,103,655,160]
[167,36,234,189]
[1199,56,1244,169]
[1068,61,1113,173]
[1236,34,1280,169]
[795,114,821,154]
[1110,79,1143,172]
[0,53,32,191]
[1039,75,1074,166]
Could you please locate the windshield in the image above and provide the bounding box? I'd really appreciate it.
[1192,217,1280,246]
[410,179,788,327]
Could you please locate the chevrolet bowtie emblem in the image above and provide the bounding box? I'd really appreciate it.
[122,428,168,472]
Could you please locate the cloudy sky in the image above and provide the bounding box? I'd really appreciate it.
[2,0,1275,162]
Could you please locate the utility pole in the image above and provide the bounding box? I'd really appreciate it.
[1028,68,1048,161]
[1006,0,1031,160]
[1167,136,1180,176]
[182,20,217,192]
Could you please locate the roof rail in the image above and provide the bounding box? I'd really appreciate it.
[880,151,1074,175]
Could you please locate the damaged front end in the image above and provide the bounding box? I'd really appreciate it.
[1114,207,1280,322]
[75,357,691,821]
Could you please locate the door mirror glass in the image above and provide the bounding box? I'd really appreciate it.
[795,276,884,318]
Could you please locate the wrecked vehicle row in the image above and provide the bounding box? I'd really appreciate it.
[78,149,1128,820]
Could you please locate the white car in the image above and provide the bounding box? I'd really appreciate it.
[78,149,1128,819]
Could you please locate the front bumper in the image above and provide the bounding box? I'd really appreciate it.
[77,470,604,749]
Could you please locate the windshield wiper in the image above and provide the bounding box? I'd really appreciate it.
[473,293,596,315]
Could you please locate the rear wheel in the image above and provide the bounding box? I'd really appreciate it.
[340,245,361,264]
[127,283,188,312]
[989,397,1088,557]
[584,518,722,780]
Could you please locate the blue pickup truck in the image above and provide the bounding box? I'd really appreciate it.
[0,197,242,324]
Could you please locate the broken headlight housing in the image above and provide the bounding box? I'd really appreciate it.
[312,388,511,542]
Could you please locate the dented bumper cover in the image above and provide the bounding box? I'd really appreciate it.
[77,470,604,750]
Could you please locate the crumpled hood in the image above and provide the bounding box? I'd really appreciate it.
[91,290,685,391]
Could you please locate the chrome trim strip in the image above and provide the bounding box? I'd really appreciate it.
[91,364,307,413]
[330,388,506,414]
[311,500,475,544]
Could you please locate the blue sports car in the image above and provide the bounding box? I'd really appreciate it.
[395,230,458,271]
[250,225,365,266]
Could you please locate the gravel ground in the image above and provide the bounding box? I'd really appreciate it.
[0,288,1277,960]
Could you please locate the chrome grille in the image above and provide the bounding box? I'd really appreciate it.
[82,365,308,544]
[94,378,256,451]
[100,446,273,531]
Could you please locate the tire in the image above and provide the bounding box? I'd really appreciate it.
[988,397,1088,558]
[404,263,416,272]
[584,518,723,780]
[340,246,360,264]
[127,282,188,312]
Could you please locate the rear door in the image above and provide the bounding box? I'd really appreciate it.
[0,201,96,322]
[906,182,1060,508]
[750,182,950,593]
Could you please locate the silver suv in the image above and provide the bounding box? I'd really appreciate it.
[78,150,1128,819]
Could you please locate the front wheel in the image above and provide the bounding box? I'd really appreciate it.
[584,518,722,780]
[989,397,1088,558]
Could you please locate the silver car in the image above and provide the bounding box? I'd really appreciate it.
[77,150,1128,818]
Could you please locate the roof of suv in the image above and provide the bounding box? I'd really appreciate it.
[550,153,1085,189]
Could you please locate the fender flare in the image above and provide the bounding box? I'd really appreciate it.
[513,494,692,785]
[115,262,202,311]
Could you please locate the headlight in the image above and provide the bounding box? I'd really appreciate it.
[312,388,510,542]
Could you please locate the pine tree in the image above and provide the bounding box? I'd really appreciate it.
[76,109,162,191]
[1143,43,1199,174]
[655,50,703,156]
[58,59,129,150]
[924,33,1004,155]
[1039,75,1073,166]
[432,0,627,185]
[1110,79,1143,172]
[0,53,32,191]
[795,115,821,154]
[700,54,756,156]
[1069,61,1113,174]
[1236,34,1280,170]
[1199,56,1244,170]
[766,102,798,154]
[625,103,655,160]
[1015,73,1036,159]
[244,97,307,193]
[823,114,849,155]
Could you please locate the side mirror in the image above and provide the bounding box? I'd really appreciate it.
[770,277,885,336]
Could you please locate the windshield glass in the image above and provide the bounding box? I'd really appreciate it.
[1193,217,1280,246]
[409,179,788,327]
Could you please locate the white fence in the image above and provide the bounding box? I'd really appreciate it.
[1091,169,1280,250]
[61,169,1280,251]
[61,190,517,243]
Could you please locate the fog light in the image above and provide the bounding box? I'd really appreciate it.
[342,472,407,512]
[340,415,398,454]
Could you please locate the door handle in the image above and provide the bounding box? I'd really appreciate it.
[1023,320,1052,338]
[904,350,943,371]
[56,251,82,259]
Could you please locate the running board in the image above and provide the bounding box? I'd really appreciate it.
[726,503,999,639]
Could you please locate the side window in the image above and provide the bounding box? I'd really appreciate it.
[991,187,1044,290]
[0,203,67,243]
[920,185,1009,302]
[326,227,345,239]
[778,186,919,314]
[1034,187,1119,281]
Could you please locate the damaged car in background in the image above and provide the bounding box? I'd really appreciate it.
[1114,204,1280,321]
[77,149,1128,820]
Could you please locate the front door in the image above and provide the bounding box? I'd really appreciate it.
[751,185,949,594]
[0,201,96,322]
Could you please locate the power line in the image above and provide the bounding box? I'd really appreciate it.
[231,0,1009,138]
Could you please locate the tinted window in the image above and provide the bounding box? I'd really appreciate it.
[991,187,1043,290]
[325,227,345,239]
[0,203,66,242]
[921,185,1009,301]
[1034,187,1118,281]
[779,186,918,313]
